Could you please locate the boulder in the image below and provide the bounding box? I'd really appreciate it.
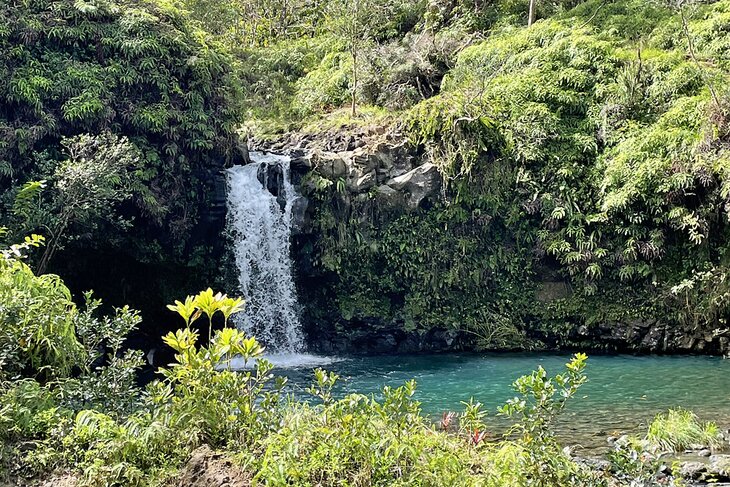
[311,151,348,179]
[235,131,251,166]
[346,165,377,192]
[290,153,312,172]
[640,325,665,351]
[256,161,287,211]
[373,140,414,179]
[374,184,404,208]
[710,454,730,478]
[679,461,707,480]
[290,196,309,235]
[351,148,379,172]
[386,163,441,209]
[355,172,376,192]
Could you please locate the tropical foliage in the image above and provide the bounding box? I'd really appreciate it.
[260,0,730,349]
[0,240,609,486]
[0,0,244,302]
[647,408,723,452]
[4,0,730,351]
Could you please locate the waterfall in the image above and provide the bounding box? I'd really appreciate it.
[226,152,304,353]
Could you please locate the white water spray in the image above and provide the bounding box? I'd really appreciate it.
[226,152,304,353]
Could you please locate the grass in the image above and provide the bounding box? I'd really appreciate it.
[298,105,397,135]
[647,408,723,452]
[245,105,398,145]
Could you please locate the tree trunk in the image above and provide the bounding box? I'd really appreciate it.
[37,222,66,275]
[528,0,536,27]
[351,50,357,117]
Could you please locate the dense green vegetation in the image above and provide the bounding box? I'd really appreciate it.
[0,0,244,315]
[2,0,729,349]
[228,0,730,349]
[2,0,730,485]
[3,240,713,486]
[647,408,723,452]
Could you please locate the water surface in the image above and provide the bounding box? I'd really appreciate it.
[276,353,730,454]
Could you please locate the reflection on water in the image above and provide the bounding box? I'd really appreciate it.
[274,353,730,455]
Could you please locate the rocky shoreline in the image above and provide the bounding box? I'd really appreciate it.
[30,445,730,487]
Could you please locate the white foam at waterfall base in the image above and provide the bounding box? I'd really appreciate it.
[226,151,332,368]
[227,353,341,370]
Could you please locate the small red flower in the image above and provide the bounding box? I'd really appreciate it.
[471,429,488,446]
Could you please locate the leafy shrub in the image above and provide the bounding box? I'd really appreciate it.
[607,408,723,485]
[0,0,244,282]
[0,379,68,442]
[0,234,84,379]
[28,133,140,274]
[58,295,145,417]
[293,51,353,116]
[607,435,660,486]
[60,409,184,487]
[497,353,593,486]
[0,258,608,487]
[154,326,283,446]
[0,238,149,480]
[252,353,597,487]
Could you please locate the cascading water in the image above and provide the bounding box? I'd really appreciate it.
[226,152,335,367]
[226,152,304,353]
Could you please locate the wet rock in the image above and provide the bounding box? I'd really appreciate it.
[265,126,730,357]
[710,454,730,478]
[235,131,251,166]
[640,325,664,350]
[290,196,309,235]
[204,171,228,225]
[397,334,421,353]
[374,333,398,352]
[256,161,287,211]
[290,154,312,171]
[698,449,712,457]
[429,328,459,349]
[307,322,471,355]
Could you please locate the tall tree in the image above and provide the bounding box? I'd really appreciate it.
[325,0,394,116]
[528,0,536,26]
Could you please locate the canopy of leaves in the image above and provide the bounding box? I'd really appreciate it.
[0,0,244,264]
[282,0,730,345]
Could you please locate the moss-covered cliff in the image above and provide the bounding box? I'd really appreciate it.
[3,0,730,355]
[248,0,730,354]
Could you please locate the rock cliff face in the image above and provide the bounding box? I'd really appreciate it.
[253,129,730,356]
[260,128,445,242]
